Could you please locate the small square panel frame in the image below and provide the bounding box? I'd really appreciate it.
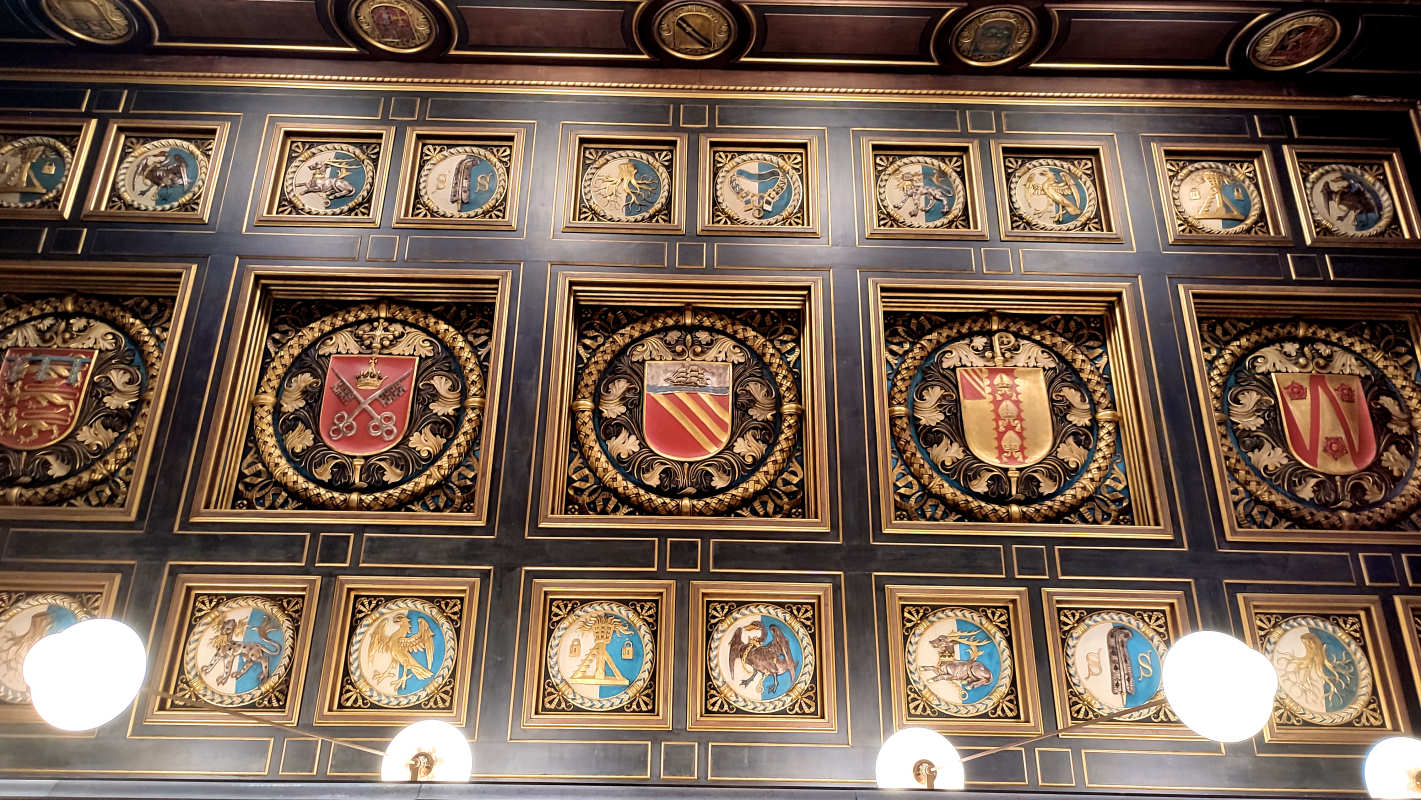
[82,119,231,224]
[861,138,989,240]
[393,126,526,230]
[698,135,820,237]
[0,117,98,220]
[1150,143,1291,246]
[254,122,395,227]
[561,131,687,235]
[991,140,1124,243]
[1282,145,1421,248]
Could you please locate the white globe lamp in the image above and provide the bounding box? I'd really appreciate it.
[381,719,472,782]
[1365,736,1421,798]
[1162,630,1276,742]
[22,618,147,732]
[875,726,965,791]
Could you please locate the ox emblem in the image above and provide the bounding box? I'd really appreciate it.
[0,347,96,450]
[318,354,419,456]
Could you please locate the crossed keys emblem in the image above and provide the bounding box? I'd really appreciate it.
[328,357,413,443]
[317,354,420,456]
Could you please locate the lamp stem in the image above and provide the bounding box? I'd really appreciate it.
[148,689,387,759]
[959,697,1169,763]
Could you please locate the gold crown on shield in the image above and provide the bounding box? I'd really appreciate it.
[355,356,385,390]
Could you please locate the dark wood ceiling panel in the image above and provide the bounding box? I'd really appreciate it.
[455,3,634,54]
[1037,6,1262,70]
[1326,13,1421,74]
[0,3,40,38]
[748,6,940,60]
[143,0,338,45]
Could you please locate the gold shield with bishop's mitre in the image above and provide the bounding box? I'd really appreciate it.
[956,366,1053,468]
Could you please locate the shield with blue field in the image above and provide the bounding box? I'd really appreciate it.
[714,151,803,227]
[182,596,295,707]
[349,598,457,709]
[0,592,89,703]
[643,360,733,461]
[908,607,1013,717]
[1064,611,1166,719]
[549,600,655,711]
[709,603,814,713]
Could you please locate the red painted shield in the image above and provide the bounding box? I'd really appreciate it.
[1271,372,1377,475]
[318,354,419,457]
[0,347,97,450]
[642,360,733,461]
[957,366,1053,468]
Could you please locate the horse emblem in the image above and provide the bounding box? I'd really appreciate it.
[643,360,733,461]
[1063,611,1166,720]
[1271,372,1377,475]
[318,354,419,456]
[546,600,655,711]
[957,366,1053,470]
[348,598,456,708]
[182,596,294,707]
[0,347,97,450]
[0,593,88,704]
[580,149,670,224]
[907,607,1013,717]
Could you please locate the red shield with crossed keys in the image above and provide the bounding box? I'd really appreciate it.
[0,347,97,451]
[318,354,419,456]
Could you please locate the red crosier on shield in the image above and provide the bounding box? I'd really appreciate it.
[0,347,97,451]
[1270,372,1378,475]
[317,354,419,457]
[642,360,733,461]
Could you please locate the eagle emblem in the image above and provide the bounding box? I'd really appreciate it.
[348,598,456,708]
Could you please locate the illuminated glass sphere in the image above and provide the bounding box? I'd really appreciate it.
[1162,630,1277,743]
[381,719,472,782]
[23,618,147,732]
[875,726,965,791]
[1365,736,1421,798]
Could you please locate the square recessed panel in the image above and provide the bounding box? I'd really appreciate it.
[1394,597,1421,693]
[1151,144,1291,246]
[394,127,524,230]
[83,119,230,224]
[992,142,1121,242]
[563,133,685,234]
[0,118,97,220]
[862,139,988,240]
[699,137,819,237]
[255,123,394,227]
[1283,146,1421,247]
[0,570,121,722]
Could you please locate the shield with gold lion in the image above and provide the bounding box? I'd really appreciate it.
[1271,372,1377,475]
[642,360,733,461]
[0,347,97,450]
[956,366,1053,468]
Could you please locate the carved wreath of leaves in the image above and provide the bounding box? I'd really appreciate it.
[166,592,303,713]
[576,145,675,224]
[702,599,820,717]
[106,135,215,214]
[711,149,807,228]
[539,597,660,715]
[274,139,381,218]
[339,594,461,712]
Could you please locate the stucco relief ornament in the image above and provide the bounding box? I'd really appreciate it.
[571,307,801,516]
[888,316,1118,523]
[347,597,457,709]
[1008,158,1099,232]
[952,6,1035,67]
[1304,163,1395,239]
[1170,161,1264,235]
[905,606,1015,718]
[251,302,486,511]
[1248,12,1340,71]
[876,155,967,229]
[713,152,805,227]
[416,145,508,219]
[115,138,209,213]
[578,149,672,224]
[1208,320,1421,529]
[1062,610,1167,721]
[0,136,73,210]
[282,142,377,216]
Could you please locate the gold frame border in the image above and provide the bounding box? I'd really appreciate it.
[1393,596,1421,698]
[0,261,196,522]
[254,121,396,228]
[391,125,526,231]
[81,118,231,224]
[144,572,321,727]
[1281,145,1421,248]
[884,584,1041,736]
[697,134,821,238]
[188,263,510,526]
[859,137,989,241]
[0,116,98,221]
[561,131,688,235]
[991,139,1124,243]
[1149,142,1292,247]
[685,580,838,733]
[1179,284,1421,545]
[1236,592,1410,746]
[868,278,1168,537]
[518,578,675,730]
[537,271,830,531]
[312,574,484,726]
[1040,587,1192,740]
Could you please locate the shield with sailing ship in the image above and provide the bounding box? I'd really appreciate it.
[956,366,1053,468]
[1271,372,1377,474]
[642,360,733,461]
[317,354,419,456]
[0,347,97,450]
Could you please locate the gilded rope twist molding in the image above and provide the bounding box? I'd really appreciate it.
[251,301,486,512]
[0,295,163,507]
[1208,320,1421,530]
[887,316,1118,523]
[572,307,801,516]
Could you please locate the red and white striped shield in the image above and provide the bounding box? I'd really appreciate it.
[642,360,733,461]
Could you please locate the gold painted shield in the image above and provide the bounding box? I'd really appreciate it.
[956,367,1053,468]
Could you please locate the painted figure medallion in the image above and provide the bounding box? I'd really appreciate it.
[1304,163,1395,239]
[713,151,804,227]
[1249,12,1340,71]
[579,148,672,224]
[1171,161,1263,235]
[282,142,377,216]
[42,0,134,43]
[114,138,208,213]
[0,136,72,210]
[347,597,457,708]
[350,0,437,52]
[546,600,656,712]
[416,145,508,220]
[1062,611,1166,720]
[876,155,966,229]
[181,596,295,708]
[1008,158,1099,232]
[952,6,1035,66]
[0,593,88,703]
[1263,615,1373,726]
[652,1,735,59]
[707,602,815,714]
[906,606,1014,718]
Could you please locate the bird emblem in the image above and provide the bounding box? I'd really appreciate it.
[134,148,191,200]
[1026,167,1083,224]
[726,618,798,698]
[367,610,436,693]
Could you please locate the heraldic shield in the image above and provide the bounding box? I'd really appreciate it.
[0,347,97,450]
[643,360,733,461]
[1271,372,1377,475]
[956,366,1053,468]
[318,354,419,457]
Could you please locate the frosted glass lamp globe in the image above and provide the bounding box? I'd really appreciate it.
[875,726,965,791]
[1365,736,1421,798]
[22,618,147,732]
[1162,630,1276,742]
[381,719,472,782]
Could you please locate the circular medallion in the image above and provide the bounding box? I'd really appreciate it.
[115,138,208,212]
[1248,12,1341,72]
[951,6,1036,67]
[0,136,73,210]
[877,156,966,229]
[571,307,801,516]
[579,149,671,224]
[707,603,815,714]
[1304,164,1395,238]
[347,597,457,708]
[906,607,1013,718]
[282,142,376,216]
[0,593,89,703]
[1170,161,1263,235]
[349,0,438,54]
[251,302,486,511]
[41,0,135,44]
[416,145,507,219]
[652,0,735,60]
[1009,158,1098,232]
[1062,611,1167,720]
[888,317,1118,523]
[713,152,804,227]
[1208,320,1421,529]
[1264,615,1373,726]
[0,296,163,506]
[182,596,295,708]
[546,600,655,711]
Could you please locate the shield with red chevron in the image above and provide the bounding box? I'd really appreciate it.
[642,360,733,461]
